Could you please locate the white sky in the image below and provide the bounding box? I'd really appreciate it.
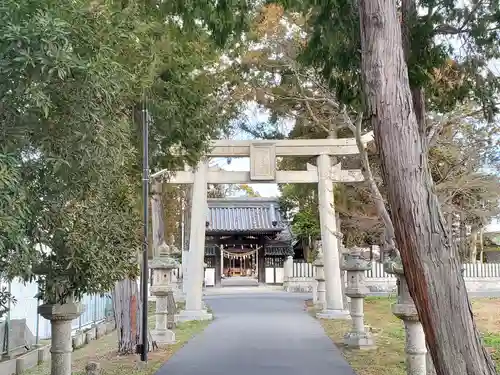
[221,156,280,197]
[212,101,286,197]
[488,220,500,232]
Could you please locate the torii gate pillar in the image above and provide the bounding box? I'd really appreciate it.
[152,136,372,321]
[316,154,349,319]
[175,160,212,322]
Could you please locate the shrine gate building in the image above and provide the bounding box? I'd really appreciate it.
[203,197,294,287]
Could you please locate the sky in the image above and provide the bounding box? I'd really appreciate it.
[211,101,284,197]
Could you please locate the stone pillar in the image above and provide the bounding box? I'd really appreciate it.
[316,153,349,319]
[150,242,179,344]
[313,247,326,310]
[177,160,212,322]
[38,299,83,375]
[179,249,188,301]
[283,256,293,291]
[342,249,374,349]
[385,257,429,375]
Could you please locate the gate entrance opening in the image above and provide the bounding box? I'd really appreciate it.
[204,198,292,287]
[151,136,371,320]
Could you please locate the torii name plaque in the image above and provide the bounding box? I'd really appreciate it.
[250,142,276,181]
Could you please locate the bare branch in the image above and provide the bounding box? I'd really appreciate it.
[427,106,486,148]
[342,106,398,255]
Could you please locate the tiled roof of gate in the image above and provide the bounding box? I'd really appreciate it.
[206,198,284,233]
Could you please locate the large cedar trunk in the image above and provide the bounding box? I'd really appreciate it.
[112,184,163,355]
[357,1,497,375]
[112,279,142,354]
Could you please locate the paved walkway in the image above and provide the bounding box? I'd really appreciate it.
[155,292,356,375]
[220,276,259,288]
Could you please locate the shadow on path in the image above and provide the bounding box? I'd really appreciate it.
[155,292,356,375]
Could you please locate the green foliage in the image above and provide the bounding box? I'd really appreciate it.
[159,0,253,47]
[0,154,36,281]
[276,0,500,116]
[0,0,240,304]
[279,183,320,252]
[0,154,32,315]
[0,286,15,319]
[290,208,320,241]
[236,184,261,197]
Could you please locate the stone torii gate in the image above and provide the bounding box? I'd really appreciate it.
[151,136,371,321]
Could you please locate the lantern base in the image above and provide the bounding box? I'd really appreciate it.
[316,309,351,320]
[343,331,375,349]
[175,309,213,323]
[151,328,176,345]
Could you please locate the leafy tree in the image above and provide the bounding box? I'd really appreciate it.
[0,0,241,307]
[0,155,34,283]
[236,184,261,197]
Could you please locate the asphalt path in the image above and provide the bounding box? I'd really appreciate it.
[155,292,356,375]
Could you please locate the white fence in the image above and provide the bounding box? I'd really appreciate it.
[292,261,500,279]
[1,280,111,341]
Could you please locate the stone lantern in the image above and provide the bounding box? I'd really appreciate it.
[38,291,83,375]
[385,255,431,375]
[150,241,179,345]
[313,246,326,310]
[166,237,182,300]
[341,248,374,349]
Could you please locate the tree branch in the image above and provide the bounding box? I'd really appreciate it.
[433,0,486,36]
[342,107,398,255]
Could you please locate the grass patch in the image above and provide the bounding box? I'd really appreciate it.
[309,297,500,375]
[25,300,212,375]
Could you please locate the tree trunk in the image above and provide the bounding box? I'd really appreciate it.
[303,240,311,262]
[163,185,181,243]
[181,185,192,283]
[446,212,454,257]
[336,212,349,309]
[183,185,192,251]
[469,226,478,263]
[113,186,162,355]
[112,279,142,354]
[479,228,484,263]
[459,213,467,261]
[357,1,497,375]
[151,182,165,253]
